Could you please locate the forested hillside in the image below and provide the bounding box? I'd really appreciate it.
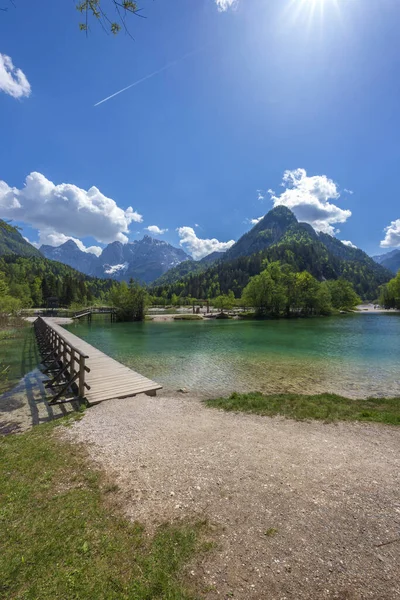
[152,208,392,300]
[0,219,42,258]
[0,254,114,310]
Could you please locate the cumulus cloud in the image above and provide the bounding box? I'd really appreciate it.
[0,53,31,99]
[341,240,357,249]
[380,219,400,248]
[34,230,102,256]
[215,0,237,11]
[177,226,235,260]
[269,168,351,235]
[146,225,168,235]
[0,172,142,245]
[250,216,263,225]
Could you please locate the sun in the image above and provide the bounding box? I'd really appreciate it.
[283,0,342,29]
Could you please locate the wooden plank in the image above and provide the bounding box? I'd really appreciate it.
[85,380,159,394]
[89,387,162,404]
[39,317,162,405]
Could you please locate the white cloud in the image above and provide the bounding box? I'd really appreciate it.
[177,226,235,260]
[146,225,168,235]
[257,190,265,201]
[250,216,263,225]
[0,53,31,99]
[269,168,351,235]
[344,188,354,195]
[0,172,142,245]
[34,230,102,256]
[380,219,400,248]
[341,240,357,249]
[215,0,237,11]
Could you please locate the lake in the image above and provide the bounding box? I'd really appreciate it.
[65,314,400,398]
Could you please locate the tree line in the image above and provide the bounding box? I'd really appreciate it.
[0,253,366,322]
[379,270,400,309]
[240,262,360,316]
[0,255,114,313]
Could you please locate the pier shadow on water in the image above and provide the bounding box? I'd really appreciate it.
[0,327,79,435]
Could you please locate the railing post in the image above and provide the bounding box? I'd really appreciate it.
[78,354,86,399]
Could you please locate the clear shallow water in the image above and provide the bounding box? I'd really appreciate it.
[65,314,400,398]
[0,326,38,394]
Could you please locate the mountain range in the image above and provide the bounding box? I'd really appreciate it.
[0,209,397,299]
[372,249,400,274]
[40,236,191,284]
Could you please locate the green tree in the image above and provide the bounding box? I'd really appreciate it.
[171,293,179,307]
[263,262,288,316]
[8,282,32,308]
[379,271,400,309]
[241,270,274,316]
[327,279,361,310]
[110,279,147,321]
[0,272,9,296]
[30,277,43,307]
[214,291,235,314]
[0,295,22,315]
[316,282,333,315]
[294,271,321,315]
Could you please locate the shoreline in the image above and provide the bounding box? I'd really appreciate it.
[356,303,400,313]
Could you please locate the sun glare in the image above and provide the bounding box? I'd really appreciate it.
[283,0,342,31]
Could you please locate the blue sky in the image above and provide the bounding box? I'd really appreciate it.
[1,0,400,259]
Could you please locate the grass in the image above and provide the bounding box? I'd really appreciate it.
[0,419,210,599]
[206,392,400,425]
[173,315,203,321]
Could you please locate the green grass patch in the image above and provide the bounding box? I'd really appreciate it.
[173,314,203,321]
[206,392,400,425]
[0,420,210,599]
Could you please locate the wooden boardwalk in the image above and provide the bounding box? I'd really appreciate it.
[38,317,162,404]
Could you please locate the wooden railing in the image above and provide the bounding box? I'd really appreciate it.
[34,317,90,404]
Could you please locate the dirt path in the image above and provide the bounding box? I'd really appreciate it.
[63,392,400,600]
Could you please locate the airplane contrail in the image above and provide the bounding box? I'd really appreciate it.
[94,49,199,107]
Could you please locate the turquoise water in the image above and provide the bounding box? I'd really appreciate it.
[65,314,400,398]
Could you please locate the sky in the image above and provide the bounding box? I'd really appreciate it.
[1,0,400,260]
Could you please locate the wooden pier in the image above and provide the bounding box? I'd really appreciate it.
[73,306,117,322]
[34,317,162,405]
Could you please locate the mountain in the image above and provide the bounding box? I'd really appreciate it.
[225,206,299,260]
[372,249,400,274]
[153,250,224,287]
[199,251,225,265]
[40,235,191,284]
[40,240,98,275]
[98,236,191,283]
[152,207,392,300]
[0,219,42,258]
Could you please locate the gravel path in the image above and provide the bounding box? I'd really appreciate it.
[63,392,400,600]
